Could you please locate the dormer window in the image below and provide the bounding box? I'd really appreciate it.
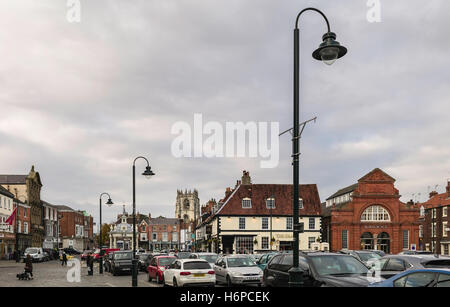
[242,198,252,208]
[299,198,304,209]
[266,198,275,209]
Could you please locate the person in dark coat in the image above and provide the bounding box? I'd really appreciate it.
[61,252,68,266]
[87,253,94,276]
[24,254,33,279]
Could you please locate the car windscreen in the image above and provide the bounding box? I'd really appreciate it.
[310,255,369,276]
[199,255,218,263]
[357,252,381,262]
[422,259,450,268]
[25,248,38,254]
[227,257,257,267]
[114,253,132,260]
[183,261,211,270]
[177,252,191,259]
[158,257,176,266]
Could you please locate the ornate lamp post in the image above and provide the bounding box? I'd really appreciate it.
[99,193,113,274]
[132,156,155,287]
[289,8,347,287]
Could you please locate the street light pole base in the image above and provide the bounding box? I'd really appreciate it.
[132,259,138,287]
[288,266,304,287]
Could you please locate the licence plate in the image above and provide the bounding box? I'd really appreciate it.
[193,273,205,277]
[246,277,259,280]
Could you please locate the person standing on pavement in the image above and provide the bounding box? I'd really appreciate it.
[24,254,33,279]
[87,253,94,276]
[61,252,67,266]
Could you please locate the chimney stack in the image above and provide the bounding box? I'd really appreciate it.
[447,180,450,197]
[429,191,438,198]
[241,170,251,185]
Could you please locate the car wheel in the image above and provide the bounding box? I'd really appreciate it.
[112,268,117,276]
[226,275,233,287]
[156,274,160,284]
[173,277,178,287]
[147,274,152,282]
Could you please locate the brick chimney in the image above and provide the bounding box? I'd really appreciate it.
[225,187,232,198]
[429,191,438,198]
[241,170,251,185]
[447,180,450,197]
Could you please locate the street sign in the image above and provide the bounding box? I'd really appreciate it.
[411,244,416,251]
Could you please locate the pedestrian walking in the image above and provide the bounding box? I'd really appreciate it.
[61,252,67,266]
[87,253,94,276]
[24,254,33,279]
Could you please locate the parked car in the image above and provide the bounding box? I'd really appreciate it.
[43,248,57,260]
[163,259,215,287]
[92,248,120,262]
[110,251,134,276]
[369,268,450,287]
[371,255,450,279]
[263,252,380,287]
[144,252,167,269]
[339,250,381,266]
[189,252,219,264]
[135,248,146,255]
[368,250,386,257]
[397,250,434,255]
[147,255,177,284]
[23,247,45,262]
[214,254,263,287]
[176,251,192,259]
[64,247,81,255]
[138,254,150,272]
[256,252,279,271]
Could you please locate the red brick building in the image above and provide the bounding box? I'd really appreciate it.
[15,199,32,253]
[56,205,94,251]
[419,181,450,255]
[322,168,420,254]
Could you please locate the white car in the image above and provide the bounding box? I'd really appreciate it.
[23,247,45,262]
[163,259,215,287]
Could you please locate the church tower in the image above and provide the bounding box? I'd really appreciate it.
[175,189,200,224]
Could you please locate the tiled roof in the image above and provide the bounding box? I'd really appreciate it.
[420,192,450,209]
[149,217,181,225]
[55,205,75,212]
[215,184,322,216]
[326,183,358,200]
[42,200,58,208]
[0,175,27,184]
[0,185,14,198]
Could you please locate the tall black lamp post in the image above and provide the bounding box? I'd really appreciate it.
[132,156,155,287]
[289,8,347,287]
[99,193,113,274]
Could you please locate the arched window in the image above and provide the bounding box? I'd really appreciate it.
[183,199,190,209]
[361,205,391,222]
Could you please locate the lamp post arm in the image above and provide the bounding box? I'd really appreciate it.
[295,7,330,31]
[133,156,150,167]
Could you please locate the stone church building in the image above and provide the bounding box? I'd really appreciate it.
[175,189,200,225]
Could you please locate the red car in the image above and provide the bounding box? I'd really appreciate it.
[147,256,176,284]
[92,248,120,261]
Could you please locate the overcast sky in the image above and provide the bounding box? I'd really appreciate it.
[0,0,449,229]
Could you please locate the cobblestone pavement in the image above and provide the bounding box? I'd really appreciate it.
[0,258,161,287]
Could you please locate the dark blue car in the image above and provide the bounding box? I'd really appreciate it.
[369,268,450,287]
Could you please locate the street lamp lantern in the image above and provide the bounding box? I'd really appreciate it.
[312,32,347,65]
[142,166,155,179]
[106,198,114,206]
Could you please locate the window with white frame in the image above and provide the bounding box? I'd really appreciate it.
[419,225,423,238]
[261,237,269,249]
[420,206,425,217]
[242,198,252,208]
[432,223,436,237]
[342,230,348,249]
[24,222,28,234]
[266,198,275,209]
[309,218,315,230]
[443,207,448,217]
[262,217,269,230]
[299,198,304,209]
[172,232,178,242]
[162,232,168,241]
[17,221,21,233]
[308,237,316,249]
[402,230,409,249]
[361,205,391,222]
[443,222,448,237]
[239,217,246,230]
[286,217,293,230]
[152,233,157,241]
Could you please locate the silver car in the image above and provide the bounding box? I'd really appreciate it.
[214,255,263,286]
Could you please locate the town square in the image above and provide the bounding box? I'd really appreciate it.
[0,0,449,293]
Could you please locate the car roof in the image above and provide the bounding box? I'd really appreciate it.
[177,258,209,263]
[192,252,217,255]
